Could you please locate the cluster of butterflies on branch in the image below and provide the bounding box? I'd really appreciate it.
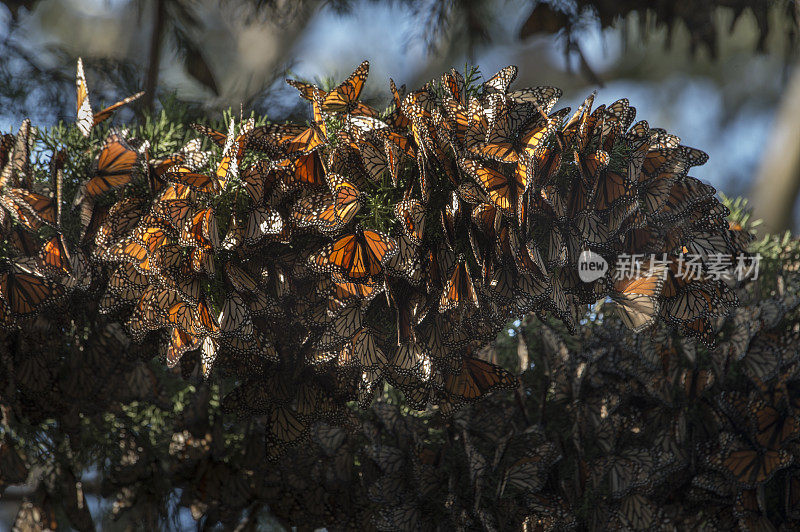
[0,57,745,459]
[6,277,800,531]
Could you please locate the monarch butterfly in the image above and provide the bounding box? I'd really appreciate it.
[282,96,327,157]
[101,263,148,313]
[187,243,215,275]
[708,432,793,488]
[103,224,171,270]
[190,122,227,146]
[610,493,663,531]
[440,356,517,404]
[402,87,436,123]
[461,158,523,218]
[609,259,666,333]
[439,257,479,313]
[219,293,254,340]
[285,77,327,102]
[603,98,636,135]
[74,133,142,204]
[1,189,56,231]
[347,129,389,182]
[292,191,341,234]
[499,444,559,496]
[321,60,370,113]
[390,340,432,377]
[150,199,195,231]
[286,73,379,118]
[37,236,71,277]
[0,133,14,179]
[508,85,562,114]
[0,120,32,190]
[244,205,284,245]
[594,448,656,499]
[751,402,799,451]
[518,108,567,166]
[395,198,425,246]
[3,227,38,260]
[442,68,467,106]
[384,78,410,130]
[166,298,204,337]
[179,208,219,249]
[473,95,531,163]
[622,139,655,187]
[92,197,145,252]
[310,226,398,281]
[165,327,200,368]
[530,145,563,192]
[247,122,309,158]
[428,240,457,292]
[76,57,144,137]
[639,148,686,183]
[127,285,194,342]
[224,262,259,294]
[482,65,518,95]
[347,114,391,135]
[561,92,596,151]
[315,305,363,350]
[388,284,427,345]
[150,138,208,177]
[378,134,403,187]
[222,376,281,416]
[191,119,250,183]
[441,191,465,250]
[329,274,381,313]
[162,169,219,195]
[658,176,718,221]
[574,149,610,188]
[342,327,388,370]
[662,281,725,324]
[443,98,480,150]
[328,173,363,225]
[594,170,633,220]
[507,226,546,276]
[281,152,326,188]
[240,161,286,203]
[218,118,251,185]
[0,263,63,318]
[385,233,424,285]
[677,316,717,348]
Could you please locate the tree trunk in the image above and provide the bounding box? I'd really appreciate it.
[749,64,800,233]
[143,0,166,111]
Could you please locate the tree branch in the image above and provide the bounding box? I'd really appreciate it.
[143,0,167,112]
[749,63,800,233]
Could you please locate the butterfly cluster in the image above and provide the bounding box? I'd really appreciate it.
[0,59,747,462]
[157,279,800,531]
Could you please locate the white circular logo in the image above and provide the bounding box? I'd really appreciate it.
[578,250,608,283]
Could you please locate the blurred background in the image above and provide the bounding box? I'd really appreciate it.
[0,0,798,527]
[0,1,798,231]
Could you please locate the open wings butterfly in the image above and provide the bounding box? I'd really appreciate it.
[310,226,398,281]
